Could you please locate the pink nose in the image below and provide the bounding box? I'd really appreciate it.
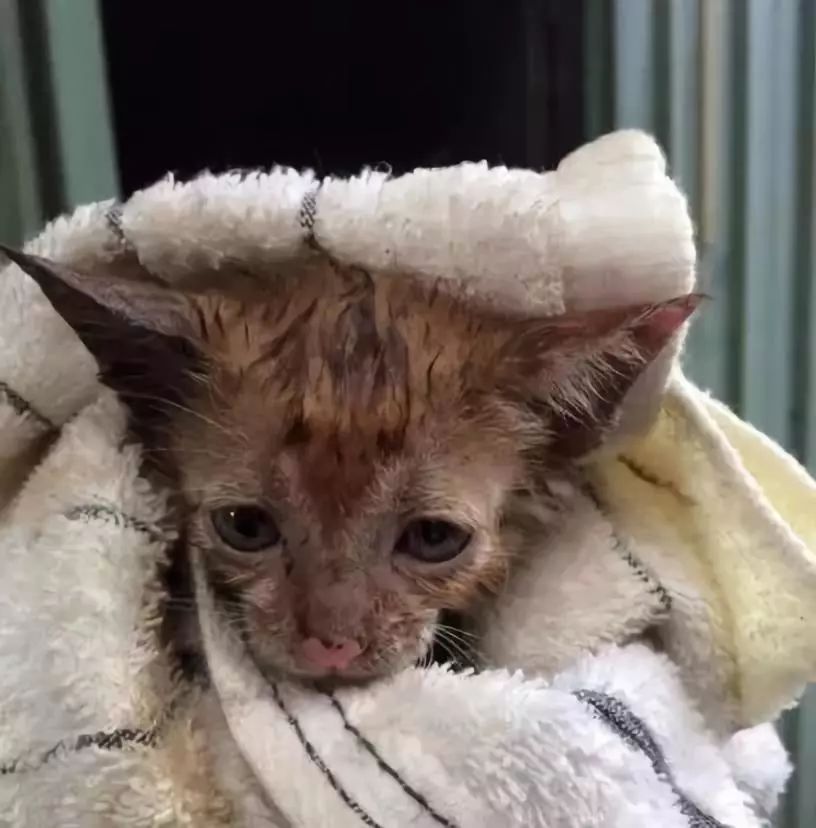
[300,637,363,671]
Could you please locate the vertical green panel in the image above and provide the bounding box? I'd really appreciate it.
[785,688,816,828]
[583,0,614,139]
[723,0,749,413]
[785,3,816,827]
[801,1,816,470]
[0,0,118,248]
[738,0,798,447]
[684,0,735,402]
[664,0,699,211]
[612,0,657,132]
[39,0,119,208]
[0,1,45,244]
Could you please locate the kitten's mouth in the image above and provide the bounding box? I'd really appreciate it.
[246,642,409,687]
[239,612,442,686]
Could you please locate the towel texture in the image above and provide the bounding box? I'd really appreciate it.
[0,129,811,826]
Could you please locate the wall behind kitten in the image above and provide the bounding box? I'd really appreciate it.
[3,3,815,825]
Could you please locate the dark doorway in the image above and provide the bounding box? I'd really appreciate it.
[101,1,585,195]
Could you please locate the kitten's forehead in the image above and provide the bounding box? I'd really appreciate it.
[199,262,497,438]
[181,261,525,523]
[276,420,516,535]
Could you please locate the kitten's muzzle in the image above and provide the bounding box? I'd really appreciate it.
[298,636,364,672]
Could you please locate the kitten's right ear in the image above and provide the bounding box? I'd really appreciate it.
[1,245,204,433]
[0,245,198,343]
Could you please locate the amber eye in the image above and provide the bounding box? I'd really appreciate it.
[395,519,472,563]
[211,506,280,552]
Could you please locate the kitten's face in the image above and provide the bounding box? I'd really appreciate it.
[170,269,544,681]
[180,396,523,681]
[3,247,697,684]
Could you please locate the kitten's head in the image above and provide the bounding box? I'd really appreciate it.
[4,247,697,683]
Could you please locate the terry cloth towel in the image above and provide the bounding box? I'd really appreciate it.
[0,129,812,826]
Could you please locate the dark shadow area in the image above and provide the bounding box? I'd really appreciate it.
[101,1,584,194]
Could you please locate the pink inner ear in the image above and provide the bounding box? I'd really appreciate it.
[526,293,702,462]
[633,294,702,353]
[649,294,702,334]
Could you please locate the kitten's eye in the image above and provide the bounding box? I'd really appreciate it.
[395,519,472,563]
[211,506,280,552]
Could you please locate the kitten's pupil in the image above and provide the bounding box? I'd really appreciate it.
[212,505,280,552]
[421,520,451,546]
[235,509,261,537]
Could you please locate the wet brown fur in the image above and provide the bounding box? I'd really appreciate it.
[3,246,697,684]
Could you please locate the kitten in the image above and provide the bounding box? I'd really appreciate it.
[2,247,697,684]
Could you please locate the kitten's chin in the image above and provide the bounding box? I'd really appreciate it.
[247,631,434,688]
[258,660,411,689]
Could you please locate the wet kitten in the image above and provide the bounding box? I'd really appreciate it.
[3,247,697,684]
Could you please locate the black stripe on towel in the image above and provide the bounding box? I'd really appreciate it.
[105,204,127,245]
[327,694,458,828]
[298,188,318,232]
[0,687,188,776]
[0,725,156,776]
[584,484,672,614]
[65,503,166,543]
[608,529,672,613]
[271,683,384,828]
[619,455,695,505]
[0,381,56,432]
[298,185,323,250]
[574,690,727,828]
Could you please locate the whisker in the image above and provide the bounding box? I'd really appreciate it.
[434,638,469,669]
[434,623,479,643]
[117,390,241,440]
[433,624,485,668]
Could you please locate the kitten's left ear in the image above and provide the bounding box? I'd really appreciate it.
[1,245,204,434]
[496,294,701,460]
